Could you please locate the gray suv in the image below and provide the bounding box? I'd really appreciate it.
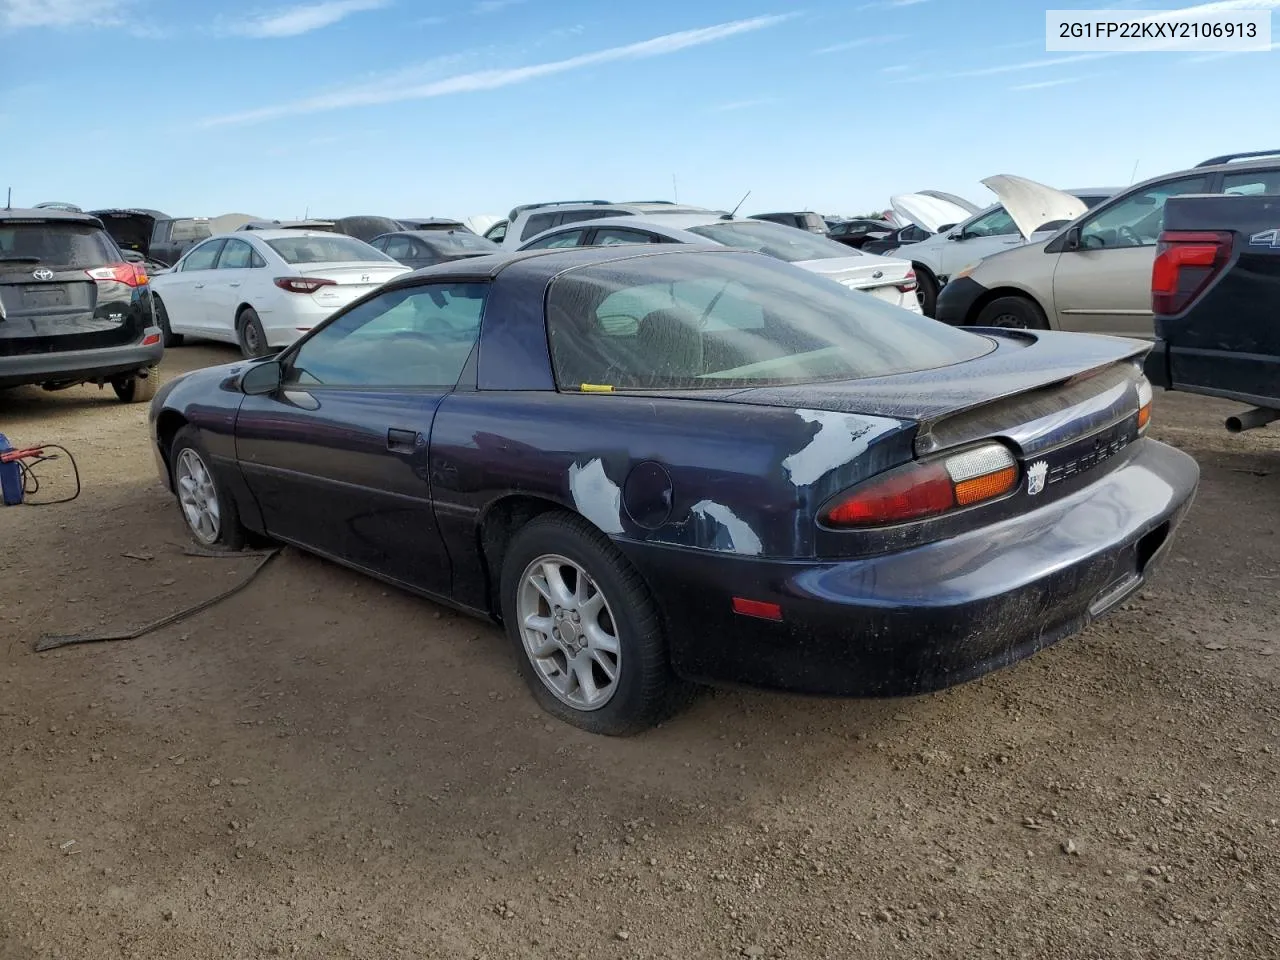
[935,150,1280,338]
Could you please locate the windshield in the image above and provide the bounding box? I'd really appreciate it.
[266,235,394,264]
[171,219,212,242]
[687,221,856,262]
[0,222,117,267]
[545,251,992,391]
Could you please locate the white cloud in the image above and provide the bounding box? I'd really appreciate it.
[1011,75,1094,91]
[0,0,129,29]
[200,13,795,127]
[816,33,905,54]
[231,0,390,39]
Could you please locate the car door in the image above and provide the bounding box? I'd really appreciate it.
[935,206,1024,277]
[157,238,224,335]
[1050,174,1211,338]
[202,238,262,343]
[234,281,489,596]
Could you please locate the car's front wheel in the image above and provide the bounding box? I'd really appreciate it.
[169,426,246,550]
[154,295,183,347]
[236,307,270,359]
[914,267,939,317]
[111,366,158,403]
[975,295,1049,330]
[500,512,692,735]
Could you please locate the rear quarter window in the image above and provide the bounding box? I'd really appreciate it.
[170,219,212,242]
[0,221,117,268]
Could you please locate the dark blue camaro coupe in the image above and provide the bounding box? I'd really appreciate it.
[149,246,1198,734]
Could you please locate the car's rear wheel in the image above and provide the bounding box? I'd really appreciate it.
[500,512,692,735]
[914,267,939,317]
[169,426,246,550]
[112,366,158,403]
[975,295,1049,330]
[237,307,269,359]
[154,295,183,347]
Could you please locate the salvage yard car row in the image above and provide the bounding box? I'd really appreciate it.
[12,151,1280,733]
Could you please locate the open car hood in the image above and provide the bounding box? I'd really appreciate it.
[889,194,974,235]
[980,174,1088,240]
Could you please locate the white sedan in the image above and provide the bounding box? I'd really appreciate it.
[150,230,411,357]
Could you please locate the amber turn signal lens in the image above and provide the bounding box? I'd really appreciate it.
[954,465,1018,506]
[1138,404,1151,430]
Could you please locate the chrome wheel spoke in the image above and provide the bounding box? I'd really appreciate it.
[583,620,618,655]
[572,656,601,705]
[175,448,221,544]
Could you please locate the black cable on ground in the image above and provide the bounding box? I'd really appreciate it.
[16,443,81,505]
[35,547,281,653]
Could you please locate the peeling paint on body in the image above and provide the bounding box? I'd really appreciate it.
[568,458,625,534]
[690,500,764,556]
[782,410,895,487]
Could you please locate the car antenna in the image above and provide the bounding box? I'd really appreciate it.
[722,189,751,220]
[1129,160,1140,184]
[5,187,10,210]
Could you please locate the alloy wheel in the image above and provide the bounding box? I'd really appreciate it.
[516,553,621,711]
[175,448,221,544]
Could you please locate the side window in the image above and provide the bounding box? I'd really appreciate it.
[486,222,507,243]
[830,223,849,237]
[520,213,558,240]
[181,239,224,271]
[1223,169,1280,196]
[594,228,659,246]
[900,225,927,244]
[524,230,585,250]
[368,236,387,251]
[250,248,266,268]
[1078,176,1210,250]
[961,208,1018,239]
[286,283,488,388]
[217,239,254,269]
[557,209,618,227]
[385,236,416,260]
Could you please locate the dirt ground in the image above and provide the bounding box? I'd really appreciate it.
[2,343,1278,960]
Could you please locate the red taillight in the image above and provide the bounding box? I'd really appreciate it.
[821,443,1019,528]
[86,262,147,287]
[896,267,918,293]
[274,276,336,294]
[142,333,161,346]
[1152,230,1232,316]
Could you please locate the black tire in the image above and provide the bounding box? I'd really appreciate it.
[974,295,1049,330]
[112,365,159,404]
[154,295,183,347]
[168,426,246,550]
[236,307,269,359]
[914,267,939,317]
[499,512,694,735]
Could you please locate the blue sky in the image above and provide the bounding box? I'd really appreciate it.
[2,0,1278,220]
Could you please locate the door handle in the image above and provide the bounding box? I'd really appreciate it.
[229,282,241,287]
[386,428,419,453]
[193,283,204,289]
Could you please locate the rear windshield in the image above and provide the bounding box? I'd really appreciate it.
[171,219,212,242]
[266,235,394,265]
[545,251,993,391]
[0,221,117,268]
[425,231,498,252]
[687,221,857,262]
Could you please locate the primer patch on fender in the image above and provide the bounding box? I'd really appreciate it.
[568,459,624,534]
[691,500,763,556]
[782,410,894,487]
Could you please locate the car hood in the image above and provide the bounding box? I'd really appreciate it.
[980,174,1088,241]
[890,194,973,235]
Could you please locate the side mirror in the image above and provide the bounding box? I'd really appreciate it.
[241,359,283,395]
[946,232,963,241]
[1063,226,1082,251]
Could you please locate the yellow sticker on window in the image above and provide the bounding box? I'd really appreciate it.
[579,383,614,393]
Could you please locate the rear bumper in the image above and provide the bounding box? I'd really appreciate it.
[619,437,1199,698]
[0,333,164,388]
[934,276,988,326]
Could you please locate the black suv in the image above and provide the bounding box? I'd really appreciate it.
[0,208,164,402]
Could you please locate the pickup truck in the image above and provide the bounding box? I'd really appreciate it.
[1145,193,1280,433]
[89,209,212,268]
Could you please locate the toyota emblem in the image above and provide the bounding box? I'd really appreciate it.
[32,268,54,281]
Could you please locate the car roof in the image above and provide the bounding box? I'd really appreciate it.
[0,207,104,225]
[213,229,343,241]
[385,243,757,288]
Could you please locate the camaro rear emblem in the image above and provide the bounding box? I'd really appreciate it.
[1027,460,1048,496]
[32,268,53,280]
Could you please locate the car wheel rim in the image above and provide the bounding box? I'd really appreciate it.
[175,448,221,544]
[516,553,621,712]
[243,319,261,354]
[988,313,1027,329]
